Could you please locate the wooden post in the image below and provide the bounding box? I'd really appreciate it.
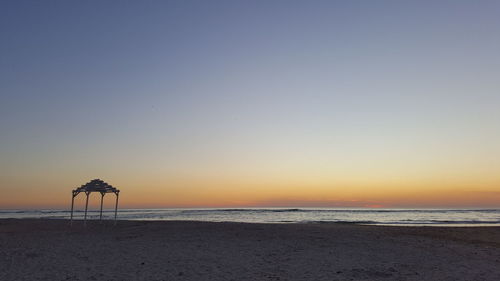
[84,192,90,227]
[114,192,119,225]
[99,193,105,223]
[70,192,75,226]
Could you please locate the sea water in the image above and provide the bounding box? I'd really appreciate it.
[1,208,500,226]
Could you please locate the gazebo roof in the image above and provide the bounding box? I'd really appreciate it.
[74,179,120,194]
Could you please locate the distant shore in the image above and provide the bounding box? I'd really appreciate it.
[1,219,500,281]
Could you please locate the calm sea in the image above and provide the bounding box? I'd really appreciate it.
[1,208,500,226]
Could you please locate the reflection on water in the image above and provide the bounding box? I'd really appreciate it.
[1,208,500,226]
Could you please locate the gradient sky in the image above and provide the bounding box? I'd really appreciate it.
[1,0,500,209]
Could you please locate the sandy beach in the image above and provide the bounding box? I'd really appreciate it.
[1,219,499,281]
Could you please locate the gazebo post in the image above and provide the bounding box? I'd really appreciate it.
[84,191,90,227]
[99,192,105,223]
[114,192,119,226]
[70,191,75,226]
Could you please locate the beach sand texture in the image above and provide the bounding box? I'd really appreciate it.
[1,219,499,281]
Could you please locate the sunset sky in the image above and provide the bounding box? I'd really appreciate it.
[1,0,499,209]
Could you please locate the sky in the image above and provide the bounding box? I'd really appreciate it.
[1,0,499,209]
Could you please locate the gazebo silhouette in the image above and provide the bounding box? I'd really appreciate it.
[70,179,120,226]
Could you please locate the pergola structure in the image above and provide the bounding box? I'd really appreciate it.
[70,179,120,226]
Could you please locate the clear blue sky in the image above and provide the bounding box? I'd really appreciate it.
[1,1,499,208]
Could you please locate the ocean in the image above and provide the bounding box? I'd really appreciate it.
[1,208,500,226]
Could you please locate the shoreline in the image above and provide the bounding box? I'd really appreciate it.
[2,208,499,227]
[1,219,500,280]
[3,216,500,227]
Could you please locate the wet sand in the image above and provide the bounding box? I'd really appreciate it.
[1,219,499,281]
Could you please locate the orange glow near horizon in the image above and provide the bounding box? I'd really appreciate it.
[1,173,499,209]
